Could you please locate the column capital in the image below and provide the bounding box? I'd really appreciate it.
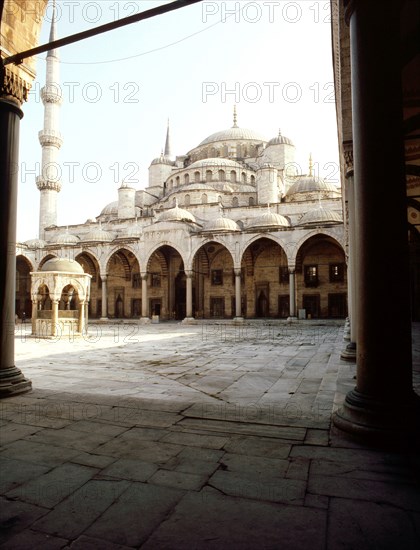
[100,273,108,282]
[141,272,148,281]
[1,64,32,107]
[288,266,296,274]
[185,270,194,279]
[234,268,242,277]
[343,0,355,25]
[343,141,354,177]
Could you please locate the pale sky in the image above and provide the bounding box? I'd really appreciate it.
[17,0,340,242]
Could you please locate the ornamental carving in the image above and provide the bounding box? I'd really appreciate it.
[1,65,31,105]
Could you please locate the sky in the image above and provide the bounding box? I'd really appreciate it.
[17,0,340,242]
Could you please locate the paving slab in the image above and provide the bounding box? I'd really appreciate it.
[141,489,327,550]
[0,529,68,549]
[0,497,49,544]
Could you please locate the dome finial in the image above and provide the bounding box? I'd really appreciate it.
[309,153,314,177]
[232,105,238,128]
[175,197,179,209]
[278,128,282,138]
[267,203,271,213]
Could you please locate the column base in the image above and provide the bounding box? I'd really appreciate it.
[233,317,244,323]
[332,388,420,449]
[99,317,109,322]
[0,366,32,398]
[182,317,196,325]
[139,317,151,325]
[340,341,357,362]
[286,316,298,322]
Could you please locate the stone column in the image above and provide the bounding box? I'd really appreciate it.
[183,270,194,323]
[234,269,243,320]
[100,275,108,320]
[341,150,357,361]
[84,302,89,330]
[287,267,297,320]
[333,1,419,444]
[31,300,37,335]
[51,299,59,337]
[0,97,32,396]
[140,273,150,323]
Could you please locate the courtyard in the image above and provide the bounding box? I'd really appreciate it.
[0,320,419,548]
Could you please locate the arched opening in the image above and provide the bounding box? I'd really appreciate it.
[192,241,234,319]
[106,248,141,319]
[206,170,212,183]
[194,171,200,183]
[76,252,100,318]
[60,284,78,311]
[147,245,186,320]
[242,237,289,318]
[184,173,189,184]
[16,256,33,320]
[219,170,225,182]
[202,193,208,204]
[232,196,239,207]
[296,234,347,319]
[230,171,237,183]
[185,194,191,206]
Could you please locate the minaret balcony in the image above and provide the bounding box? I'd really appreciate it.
[41,85,63,104]
[36,176,62,193]
[38,130,63,148]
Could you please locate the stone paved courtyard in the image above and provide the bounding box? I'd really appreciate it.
[1,321,419,549]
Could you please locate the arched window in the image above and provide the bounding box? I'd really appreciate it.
[241,172,247,183]
[249,196,255,206]
[202,193,208,204]
[176,176,180,186]
[194,171,200,183]
[232,196,239,207]
[185,194,191,206]
[184,173,189,184]
[222,145,229,157]
[230,171,237,183]
[219,169,225,182]
[206,170,212,182]
[251,175,255,185]
[218,195,223,204]
[237,145,242,158]
[210,147,216,158]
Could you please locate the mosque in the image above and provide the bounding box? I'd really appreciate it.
[15,8,346,324]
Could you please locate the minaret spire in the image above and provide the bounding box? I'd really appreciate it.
[36,0,63,239]
[309,153,314,177]
[164,118,172,159]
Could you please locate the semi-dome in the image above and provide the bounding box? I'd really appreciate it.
[157,201,196,223]
[188,158,244,170]
[198,127,267,147]
[248,211,290,229]
[266,131,294,147]
[52,230,80,245]
[299,208,343,226]
[83,226,115,242]
[100,201,118,216]
[24,238,47,249]
[41,257,84,274]
[203,216,240,232]
[287,176,339,196]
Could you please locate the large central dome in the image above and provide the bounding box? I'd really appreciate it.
[198,126,267,147]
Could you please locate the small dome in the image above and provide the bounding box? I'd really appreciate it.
[203,216,240,232]
[287,176,339,196]
[158,202,196,223]
[248,211,290,229]
[53,231,80,245]
[83,226,115,242]
[267,131,294,147]
[24,238,47,249]
[41,257,84,274]
[151,153,174,166]
[127,223,142,238]
[100,201,118,216]
[299,208,343,226]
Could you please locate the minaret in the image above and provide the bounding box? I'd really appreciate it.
[164,119,173,160]
[37,0,63,239]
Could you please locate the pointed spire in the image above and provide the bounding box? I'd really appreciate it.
[309,153,314,177]
[278,128,282,138]
[48,0,59,58]
[267,203,271,213]
[164,119,172,159]
[232,105,238,128]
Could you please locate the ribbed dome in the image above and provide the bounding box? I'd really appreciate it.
[188,158,244,170]
[248,211,290,229]
[299,208,343,226]
[41,257,84,274]
[267,131,294,147]
[100,201,118,216]
[25,238,47,249]
[203,216,240,232]
[287,176,339,196]
[198,127,267,147]
[83,226,115,242]
[53,231,80,245]
[151,153,174,166]
[158,203,196,223]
